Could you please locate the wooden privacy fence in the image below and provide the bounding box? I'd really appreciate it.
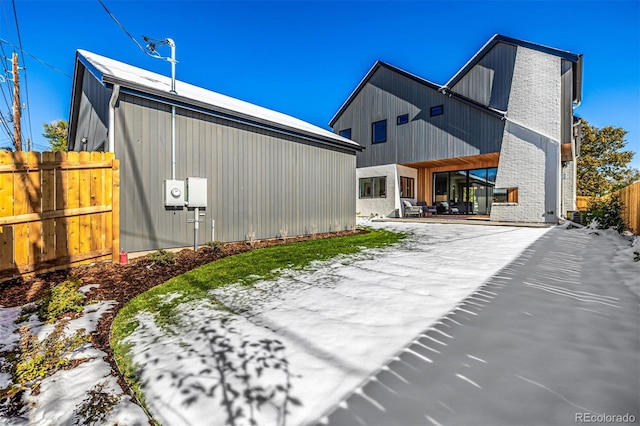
[575,182,640,234]
[614,181,640,234]
[576,196,590,211]
[0,151,120,281]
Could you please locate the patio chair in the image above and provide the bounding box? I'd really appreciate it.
[403,200,422,218]
[417,201,437,216]
[437,201,459,214]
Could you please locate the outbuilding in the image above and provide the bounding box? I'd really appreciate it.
[68,50,361,252]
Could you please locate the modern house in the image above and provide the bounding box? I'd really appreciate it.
[330,34,583,223]
[68,50,361,252]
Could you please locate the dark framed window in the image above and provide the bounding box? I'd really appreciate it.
[339,128,352,139]
[400,176,415,198]
[359,176,387,198]
[432,167,499,214]
[397,114,409,125]
[487,167,497,184]
[430,105,444,117]
[372,120,387,144]
[493,187,518,203]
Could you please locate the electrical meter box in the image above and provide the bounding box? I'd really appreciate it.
[186,177,207,208]
[164,179,185,207]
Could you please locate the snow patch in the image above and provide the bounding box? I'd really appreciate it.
[0,301,148,426]
[124,222,551,426]
[79,284,99,295]
[0,307,21,352]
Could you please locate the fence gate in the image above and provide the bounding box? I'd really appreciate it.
[0,151,120,282]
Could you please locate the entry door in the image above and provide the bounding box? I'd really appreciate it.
[471,183,488,214]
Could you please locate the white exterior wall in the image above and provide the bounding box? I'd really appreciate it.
[562,159,577,214]
[356,164,418,218]
[492,121,560,222]
[491,47,562,223]
[396,165,419,217]
[356,164,398,218]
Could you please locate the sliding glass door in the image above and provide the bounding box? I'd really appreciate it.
[432,167,497,214]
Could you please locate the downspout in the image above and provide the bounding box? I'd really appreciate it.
[171,105,176,179]
[108,84,120,153]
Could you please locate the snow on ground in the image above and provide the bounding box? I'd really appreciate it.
[603,229,639,296]
[0,301,148,426]
[0,307,21,354]
[124,222,551,426]
[2,220,637,426]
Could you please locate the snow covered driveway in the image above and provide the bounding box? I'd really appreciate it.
[325,225,640,426]
[126,222,550,426]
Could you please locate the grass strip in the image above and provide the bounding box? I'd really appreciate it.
[110,228,404,416]
[112,228,404,344]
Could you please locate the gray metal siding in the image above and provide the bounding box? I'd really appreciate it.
[72,72,110,151]
[116,93,356,252]
[333,67,505,168]
[561,60,574,144]
[450,42,517,111]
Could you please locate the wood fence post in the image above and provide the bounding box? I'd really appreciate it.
[112,158,120,264]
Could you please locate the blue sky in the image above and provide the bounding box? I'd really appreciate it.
[0,0,639,168]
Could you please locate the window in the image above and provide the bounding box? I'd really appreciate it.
[433,167,499,214]
[493,187,518,203]
[397,114,409,125]
[434,172,449,202]
[430,105,444,117]
[339,128,352,139]
[487,167,497,184]
[359,176,387,198]
[400,176,415,198]
[372,120,387,144]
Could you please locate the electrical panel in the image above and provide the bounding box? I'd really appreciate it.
[164,179,185,207]
[186,177,207,208]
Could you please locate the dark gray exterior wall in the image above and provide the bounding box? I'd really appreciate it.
[115,93,356,252]
[450,42,517,111]
[561,60,574,145]
[70,70,111,152]
[332,66,505,168]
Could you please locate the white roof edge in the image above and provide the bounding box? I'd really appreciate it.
[76,49,360,149]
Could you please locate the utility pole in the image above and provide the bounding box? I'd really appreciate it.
[12,52,22,151]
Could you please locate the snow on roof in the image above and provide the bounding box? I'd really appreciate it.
[76,49,360,149]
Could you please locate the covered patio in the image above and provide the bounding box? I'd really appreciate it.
[404,152,500,216]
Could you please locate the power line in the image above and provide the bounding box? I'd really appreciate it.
[0,42,14,114]
[0,112,13,144]
[97,0,147,54]
[0,38,71,79]
[10,0,33,150]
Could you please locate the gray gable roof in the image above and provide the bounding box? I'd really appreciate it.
[329,60,504,128]
[73,50,362,152]
[329,60,442,127]
[445,35,583,104]
[330,34,583,127]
